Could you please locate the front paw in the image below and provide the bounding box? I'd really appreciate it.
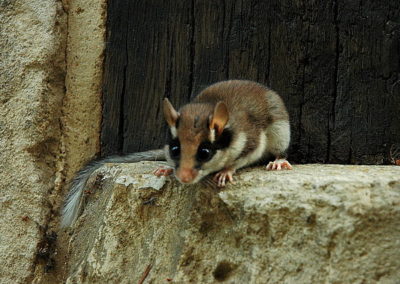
[153,166,174,177]
[213,168,236,187]
[266,159,293,171]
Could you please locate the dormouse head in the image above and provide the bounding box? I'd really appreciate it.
[163,98,231,184]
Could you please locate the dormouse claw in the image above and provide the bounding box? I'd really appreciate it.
[213,168,236,187]
[154,167,174,177]
[266,159,293,171]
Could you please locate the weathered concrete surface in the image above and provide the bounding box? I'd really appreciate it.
[0,1,66,283]
[0,0,107,282]
[61,0,105,184]
[64,163,400,283]
[44,0,107,282]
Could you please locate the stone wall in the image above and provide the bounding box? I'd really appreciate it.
[0,0,105,282]
[0,1,66,282]
[64,163,400,283]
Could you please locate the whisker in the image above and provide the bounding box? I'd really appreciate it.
[201,176,218,190]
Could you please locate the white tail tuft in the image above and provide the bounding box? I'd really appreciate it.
[60,149,165,227]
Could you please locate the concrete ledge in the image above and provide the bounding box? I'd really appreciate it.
[64,163,400,283]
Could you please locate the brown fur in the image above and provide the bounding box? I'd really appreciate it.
[164,80,290,184]
[193,80,289,159]
[177,103,213,169]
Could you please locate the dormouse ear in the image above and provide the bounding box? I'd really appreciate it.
[163,98,179,127]
[209,102,229,136]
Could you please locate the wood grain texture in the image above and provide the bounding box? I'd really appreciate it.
[102,0,400,164]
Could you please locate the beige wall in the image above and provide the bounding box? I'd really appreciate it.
[0,0,105,282]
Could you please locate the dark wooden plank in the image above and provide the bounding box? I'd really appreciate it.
[101,0,130,156]
[268,0,337,163]
[331,0,400,164]
[225,0,272,82]
[191,1,229,96]
[102,0,400,164]
[120,0,193,153]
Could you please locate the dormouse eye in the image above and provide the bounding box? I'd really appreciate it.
[197,147,212,162]
[169,145,181,159]
[169,141,180,160]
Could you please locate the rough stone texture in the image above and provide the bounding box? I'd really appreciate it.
[61,0,105,184]
[0,0,107,282]
[43,0,107,282]
[0,1,66,283]
[64,162,400,283]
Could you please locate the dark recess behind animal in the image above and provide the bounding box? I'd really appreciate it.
[101,0,400,164]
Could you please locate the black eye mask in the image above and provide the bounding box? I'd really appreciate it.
[196,128,232,163]
[214,128,232,150]
[167,128,232,167]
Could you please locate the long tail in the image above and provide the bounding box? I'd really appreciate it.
[61,149,165,227]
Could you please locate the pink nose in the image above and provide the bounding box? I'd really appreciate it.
[176,168,198,183]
